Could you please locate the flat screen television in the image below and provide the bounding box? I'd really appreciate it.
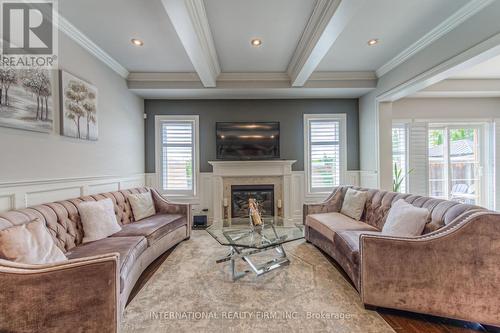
[216,122,280,160]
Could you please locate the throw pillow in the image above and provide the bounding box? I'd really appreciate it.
[128,191,156,221]
[382,199,430,237]
[340,188,367,220]
[78,198,122,243]
[0,219,67,264]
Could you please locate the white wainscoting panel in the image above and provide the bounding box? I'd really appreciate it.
[360,171,378,188]
[87,182,120,195]
[344,171,360,186]
[291,172,305,221]
[0,174,145,212]
[26,187,82,207]
[0,195,14,212]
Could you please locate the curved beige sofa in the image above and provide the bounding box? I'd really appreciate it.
[304,186,500,327]
[0,187,191,333]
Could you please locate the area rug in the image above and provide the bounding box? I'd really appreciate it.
[121,230,395,333]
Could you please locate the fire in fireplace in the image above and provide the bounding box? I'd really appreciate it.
[231,184,274,218]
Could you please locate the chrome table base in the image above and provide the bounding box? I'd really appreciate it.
[216,243,290,281]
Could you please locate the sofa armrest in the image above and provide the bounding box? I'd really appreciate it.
[359,212,500,326]
[303,186,343,224]
[0,253,120,333]
[151,189,192,237]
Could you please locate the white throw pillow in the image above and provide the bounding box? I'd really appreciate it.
[0,219,67,264]
[78,198,121,243]
[340,188,367,221]
[382,199,429,237]
[128,192,156,221]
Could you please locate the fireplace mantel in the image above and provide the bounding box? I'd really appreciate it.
[208,160,296,177]
[208,160,296,222]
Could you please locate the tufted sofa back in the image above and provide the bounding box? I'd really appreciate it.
[336,186,486,233]
[0,187,149,252]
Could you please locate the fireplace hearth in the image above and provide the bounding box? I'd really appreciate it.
[231,185,274,218]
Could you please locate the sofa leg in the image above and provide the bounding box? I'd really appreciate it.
[364,304,378,311]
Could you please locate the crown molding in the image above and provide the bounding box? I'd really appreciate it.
[161,0,220,87]
[287,0,365,87]
[56,13,129,78]
[376,0,495,78]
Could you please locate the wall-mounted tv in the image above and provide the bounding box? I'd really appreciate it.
[216,122,280,160]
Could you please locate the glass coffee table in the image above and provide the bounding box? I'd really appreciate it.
[206,217,304,281]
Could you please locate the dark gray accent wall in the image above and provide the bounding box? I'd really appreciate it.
[145,99,359,173]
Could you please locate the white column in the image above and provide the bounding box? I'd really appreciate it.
[378,102,393,191]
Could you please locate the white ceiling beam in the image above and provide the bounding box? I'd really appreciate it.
[376,0,495,78]
[410,79,500,98]
[161,0,220,87]
[287,0,365,87]
[127,71,376,91]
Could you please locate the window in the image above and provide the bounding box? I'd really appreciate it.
[428,124,483,205]
[155,115,199,197]
[392,124,408,193]
[304,114,346,194]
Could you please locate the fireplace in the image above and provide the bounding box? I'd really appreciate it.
[231,184,274,218]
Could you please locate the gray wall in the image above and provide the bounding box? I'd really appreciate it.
[0,32,144,182]
[145,99,359,172]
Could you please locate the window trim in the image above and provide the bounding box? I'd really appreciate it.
[304,113,347,196]
[155,115,200,200]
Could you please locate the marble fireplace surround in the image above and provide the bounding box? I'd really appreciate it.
[208,160,296,222]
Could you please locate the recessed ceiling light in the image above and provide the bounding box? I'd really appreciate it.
[251,39,262,47]
[131,38,144,46]
[367,39,379,46]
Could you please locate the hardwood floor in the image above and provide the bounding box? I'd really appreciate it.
[128,245,499,333]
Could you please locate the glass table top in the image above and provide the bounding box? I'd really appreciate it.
[206,216,304,249]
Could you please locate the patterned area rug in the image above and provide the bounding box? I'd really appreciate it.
[122,230,394,333]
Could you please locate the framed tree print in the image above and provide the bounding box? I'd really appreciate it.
[60,71,98,141]
[0,68,54,133]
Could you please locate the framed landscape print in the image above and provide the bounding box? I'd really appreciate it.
[60,71,98,141]
[0,68,54,133]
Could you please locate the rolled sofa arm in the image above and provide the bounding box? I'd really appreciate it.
[359,212,500,326]
[303,186,344,224]
[0,253,120,333]
[151,189,192,237]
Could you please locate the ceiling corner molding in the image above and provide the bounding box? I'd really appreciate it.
[217,72,290,82]
[309,71,377,81]
[127,72,200,82]
[287,0,366,87]
[162,0,220,87]
[56,13,129,78]
[126,72,203,90]
[375,0,495,78]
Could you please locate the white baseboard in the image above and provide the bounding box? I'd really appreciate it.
[0,174,146,212]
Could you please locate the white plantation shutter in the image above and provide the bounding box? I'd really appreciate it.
[305,114,346,194]
[160,120,196,194]
[408,122,428,195]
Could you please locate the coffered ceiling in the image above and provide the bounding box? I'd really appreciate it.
[58,0,491,99]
